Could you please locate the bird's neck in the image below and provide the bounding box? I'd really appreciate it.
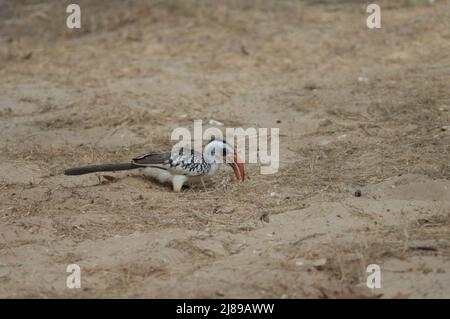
[203,140,224,163]
[207,162,221,176]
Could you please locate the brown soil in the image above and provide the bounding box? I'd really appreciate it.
[0,0,449,298]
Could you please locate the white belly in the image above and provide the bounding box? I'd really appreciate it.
[143,167,204,192]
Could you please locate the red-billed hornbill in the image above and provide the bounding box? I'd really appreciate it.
[64,139,245,192]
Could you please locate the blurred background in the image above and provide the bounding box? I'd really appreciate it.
[0,0,449,298]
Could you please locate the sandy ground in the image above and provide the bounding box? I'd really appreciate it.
[0,0,449,298]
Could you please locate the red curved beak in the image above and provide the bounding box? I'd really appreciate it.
[229,153,245,181]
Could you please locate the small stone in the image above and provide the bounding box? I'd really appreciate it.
[312,258,327,267]
[208,119,224,126]
[358,76,369,83]
[354,190,362,197]
[304,83,317,90]
[22,52,32,60]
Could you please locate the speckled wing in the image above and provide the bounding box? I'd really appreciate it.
[132,148,211,177]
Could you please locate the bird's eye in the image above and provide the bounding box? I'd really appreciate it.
[210,148,215,156]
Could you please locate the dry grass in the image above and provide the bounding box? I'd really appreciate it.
[0,0,449,298]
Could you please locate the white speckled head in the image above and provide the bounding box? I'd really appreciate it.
[204,139,244,181]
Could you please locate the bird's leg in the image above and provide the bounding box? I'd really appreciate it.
[172,175,187,192]
[200,178,207,191]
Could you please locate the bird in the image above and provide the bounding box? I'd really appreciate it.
[64,138,245,192]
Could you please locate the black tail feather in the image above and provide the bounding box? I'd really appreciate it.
[64,163,140,176]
